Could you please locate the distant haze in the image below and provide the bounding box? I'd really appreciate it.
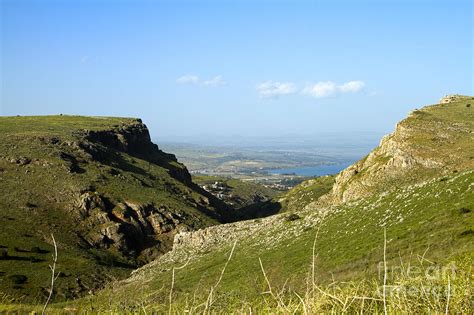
[156,131,382,155]
[158,131,383,171]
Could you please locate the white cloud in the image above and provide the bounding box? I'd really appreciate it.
[203,75,226,87]
[302,81,338,98]
[177,74,225,87]
[256,81,296,98]
[338,80,365,93]
[176,74,200,85]
[302,80,366,98]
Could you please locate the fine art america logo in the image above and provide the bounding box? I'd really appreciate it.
[376,261,466,298]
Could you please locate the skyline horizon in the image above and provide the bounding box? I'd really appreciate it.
[0,91,466,143]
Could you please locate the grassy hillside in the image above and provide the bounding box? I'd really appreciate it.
[278,175,335,212]
[0,115,227,303]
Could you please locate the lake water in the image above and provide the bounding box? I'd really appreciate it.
[269,163,351,177]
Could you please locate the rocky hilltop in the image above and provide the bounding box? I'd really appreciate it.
[319,95,474,204]
[0,115,229,301]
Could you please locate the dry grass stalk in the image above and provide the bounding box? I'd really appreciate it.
[42,233,59,315]
[168,258,190,315]
[203,241,237,313]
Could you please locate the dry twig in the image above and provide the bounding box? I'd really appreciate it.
[42,233,59,315]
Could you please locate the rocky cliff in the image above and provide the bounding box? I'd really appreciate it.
[320,95,474,204]
[50,118,230,260]
[0,115,229,301]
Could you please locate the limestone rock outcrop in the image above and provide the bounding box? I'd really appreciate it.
[319,96,474,205]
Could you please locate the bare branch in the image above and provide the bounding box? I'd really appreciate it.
[42,233,58,315]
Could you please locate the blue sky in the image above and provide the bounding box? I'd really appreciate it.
[1,0,472,142]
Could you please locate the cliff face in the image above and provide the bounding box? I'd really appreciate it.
[321,95,474,204]
[0,115,228,301]
[81,119,192,184]
[84,119,162,156]
[71,119,234,257]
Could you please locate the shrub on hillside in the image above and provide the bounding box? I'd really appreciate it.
[459,207,471,214]
[30,246,48,253]
[8,275,27,285]
[285,213,302,221]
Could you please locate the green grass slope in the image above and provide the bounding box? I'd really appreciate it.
[0,115,226,303]
[278,175,335,212]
